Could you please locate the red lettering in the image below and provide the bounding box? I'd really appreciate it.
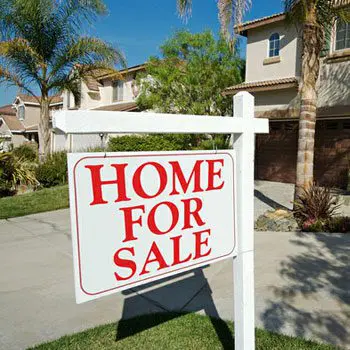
[119,205,145,242]
[193,229,211,259]
[171,235,192,266]
[113,247,136,281]
[207,159,224,191]
[169,160,204,195]
[85,164,130,205]
[148,201,179,235]
[182,197,206,230]
[133,162,167,199]
[140,242,169,275]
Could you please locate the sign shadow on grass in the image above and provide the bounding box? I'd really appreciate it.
[116,266,234,348]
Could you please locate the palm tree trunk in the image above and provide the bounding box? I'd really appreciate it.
[38,96,51,161]
[294,18,323,203]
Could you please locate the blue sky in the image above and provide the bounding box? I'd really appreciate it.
[0,0,283,106]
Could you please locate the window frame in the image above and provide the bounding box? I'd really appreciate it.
[268,33,280,58]
[112,80,124,102]
[18,104,25,121]
[334,19,350,51]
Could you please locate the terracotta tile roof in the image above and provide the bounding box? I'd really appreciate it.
[0,104,16,116]
[235,13,286,35]
[92,102,138,112]
[96,64,146,81]
[17,94,63,105]
[223,77,299,95]
[1,115,25,131]
[236,1,350,35]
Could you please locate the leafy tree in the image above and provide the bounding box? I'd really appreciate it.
[177,0,350,200]
[0,0,125,158]
[136,30,244,117]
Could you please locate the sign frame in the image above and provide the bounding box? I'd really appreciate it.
[53,92,269,350]
[68,150,237,303]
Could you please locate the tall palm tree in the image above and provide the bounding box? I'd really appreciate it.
[285,0,349,199]
[0,0,125,158]
[177,0,349,200]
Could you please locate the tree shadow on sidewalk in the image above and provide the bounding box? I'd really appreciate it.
[116,267,234,349]
[260,232,350,347]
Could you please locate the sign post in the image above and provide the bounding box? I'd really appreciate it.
[53,91,268,350]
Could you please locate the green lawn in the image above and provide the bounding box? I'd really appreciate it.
[28,313,338,350]
[0,185,69,219]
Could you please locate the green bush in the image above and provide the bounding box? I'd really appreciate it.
[301,216,350,233]
[326,216,350,233]
[0,152,37,197]
[36,152,68,188]
[12,144,38,162]
[108,134,194,152]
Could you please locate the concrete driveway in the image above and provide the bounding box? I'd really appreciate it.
[0,182,350,349]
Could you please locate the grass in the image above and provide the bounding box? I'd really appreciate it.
[28,313,338,350]
[0,185,69,219]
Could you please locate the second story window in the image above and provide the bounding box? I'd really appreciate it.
[269,33,280,57]
[113,80,124,102]
[335,20,350,51]
[18,105,25,120]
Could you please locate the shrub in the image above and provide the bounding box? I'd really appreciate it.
[294,184,340,227]
[300,216,350,233]
[0,152,38,197]
[301,219,325,232]
[36,152,68,188]
[108,134,194,152]
[195,134,231,150]
[12,144,38,162]
[326,216,350,233]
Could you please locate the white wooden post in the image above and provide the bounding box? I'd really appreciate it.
[233,92,255,350]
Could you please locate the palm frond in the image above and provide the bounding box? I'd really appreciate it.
[177,0,192,20]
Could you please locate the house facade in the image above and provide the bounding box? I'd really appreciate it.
[53,64,145,152]
[0,94,63,150]
[224,11,350,188]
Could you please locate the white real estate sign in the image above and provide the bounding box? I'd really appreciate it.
[54,92,269,350]
[68,151,236,304]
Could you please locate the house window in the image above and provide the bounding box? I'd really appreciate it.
[18,105,25,120]
[269,33,280,57]
[113,80,124,102]
[335,19,350,51]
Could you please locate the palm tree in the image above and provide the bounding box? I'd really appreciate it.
[0,0,125,158]
[285,0,349,199]
[177,0,350,200]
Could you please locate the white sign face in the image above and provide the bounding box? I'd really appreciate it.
[68,151,236,303]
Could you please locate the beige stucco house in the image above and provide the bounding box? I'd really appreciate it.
[62,64,144,112]
[0,94,63,150]
[53,64,145,152]
[224,11,350,188]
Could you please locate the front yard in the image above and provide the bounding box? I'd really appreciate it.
[29,313,336,350]
[0,185,68,219]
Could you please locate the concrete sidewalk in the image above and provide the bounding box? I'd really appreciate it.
[0,183,350,349]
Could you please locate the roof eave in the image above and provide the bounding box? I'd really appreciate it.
[234,13,286,36]
[223,82,298,96]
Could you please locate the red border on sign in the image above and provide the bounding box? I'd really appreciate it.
[73,152,236,296]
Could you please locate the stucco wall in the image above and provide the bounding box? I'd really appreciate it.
[22,105,40,128]
[254,88,299,113]
[318,60,350,108]
[245,21,302,82]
